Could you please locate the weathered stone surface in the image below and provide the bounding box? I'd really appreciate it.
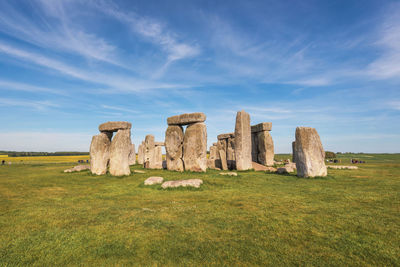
[257,131,274,166]
[128,143,136,165]
[217,133,235,140]
[327,165,358,169]
[183,122,207,172]
[64,165,90,173]
[167,112,206,126]
[134,170,146,173]
[251,133,258,162]
[295,127,327,177]
[208,145,218,169]
[90,133,111,175]
[144,176,164,185]
[219,149,228,170]
[212,142,218,146]
[165,125,184,172]
[144,135,156,169]
[155,142,165,146]
[153,145,163,169]
[227,137,236,170]
[252,161,268,171]
[219,172,237,176]
[292,141,296,163]
[277,167,293,174]
[251,122,272,133]
[109,129,131,176]
[161,179,203,189]
[137,143,144,164]
[99,121,131,132]
[234,110,252,170]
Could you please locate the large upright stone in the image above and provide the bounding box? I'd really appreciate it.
[128,143,136,165]
[165,125,184,172]
[144,135,156,169]
[257,131,274,166]
[99,121,131,132]
[183,122,207,172]
[109,129,131,176]
[137,143,144,164]
[292,141,297,163]
[154,146,163,169]
[208,145,218,169]
[251,133,258,162]
[90,132,111,175]
[295,127,327,177]
[227,137,236,170]
[219,149,228,170]
[234,110,252,170]
[167,112,206,126]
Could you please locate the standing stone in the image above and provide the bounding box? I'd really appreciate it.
[219,149,228,170]
[165,125,184,172]
[109,129,131,176]
[292,141,297,163]
[251,133,258,162]
[257,131,274,166]
[234,110,252,170]
[227,137,236,170]
[216,138,227,169]
[183,122,207,172]
[137,143,144,164]
[144,135,156,169]
[128,143,136,165]
[295,127,327,177]
[208,145,218,169]
[154,145,163,169]
[90,132,111,175]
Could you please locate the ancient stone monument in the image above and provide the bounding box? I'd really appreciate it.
[211,133,235,170]
[90,121,132,176]
[292,141,297,163]
[137,141,145,165]
[294,127,327,177]
[251,122,274,166]
[128,143,136,165]
[165,112,207,172]
[234,110,252,170]
[143,135,164,169]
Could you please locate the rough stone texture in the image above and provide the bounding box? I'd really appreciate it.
[292,141,297,163]
[90,133,111,175]
[155,142,165,146]
[167,112,206,126]
[161,179,203,189]
[251,122,272,133]
[128,143,136,165]
[183,122,207,172]
[165,125,184,172]
[277,167,292,174]
[219,149,228,170]
[64,165,90,173]
[251,133,258,162]
[144,135,156,169]
[99,121,131,132]
[327,165,358,169]
[144,176,164,185]
[219,172,237,176]
[234,110,252,170]
[137,143,144,165]
[208,145,218,169]
[109,129,131,176]
[295,127,327,177]
[134,170,146,173]
[252,161,268,171]
[257,131,274,166]
[227,137,236,170]
[217,133,234,140]
[153,145,163,169]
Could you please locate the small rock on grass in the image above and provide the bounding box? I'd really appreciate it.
[144,176,164,185]
[161,179,203,189]
[219,172,238,176]
[134,170,146,173]
[64,165,90,173]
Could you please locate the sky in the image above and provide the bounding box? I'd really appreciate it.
[0,0,399,153]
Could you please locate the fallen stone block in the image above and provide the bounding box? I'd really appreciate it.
[134,170,146,173]
[327,165,358,170]
[161,179,203,189]
[144,176,164,185]
[64,165,90,173]
[219,172,237,176]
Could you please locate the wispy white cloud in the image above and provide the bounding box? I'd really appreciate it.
[0,97,58,110]
[0,80,65,95]
[100,104,140,114]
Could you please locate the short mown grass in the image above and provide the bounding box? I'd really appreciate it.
[0,154,399,266]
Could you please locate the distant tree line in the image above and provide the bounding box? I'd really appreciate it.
[0,151,89,157]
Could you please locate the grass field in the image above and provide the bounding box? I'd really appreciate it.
[0,154,399,266]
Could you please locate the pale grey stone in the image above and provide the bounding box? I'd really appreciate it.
[144,135,156,169]
[251,122,272,133]
[161,179,203,189]
[217,133,235,140]
[167,112,206,126]
[134,170,146,173]
[257,131,274,166]
[109,129,131,176]
[251,132,258,162]
[227,137,236,170]
[99,121,131,132]
[219,149,228,170]
[128,143,136,165]
[64,165,90,173]
[144,176,164,185]
[327,165,358,169]
[219,172,237,176]
[295,127,327,177]
[155,142,165,146]
[234,110,252,170]
[165,125,184,172]
[153,145,163,169]
[292,141,297,163]
[183,122,207,172]
[90,132,111,175]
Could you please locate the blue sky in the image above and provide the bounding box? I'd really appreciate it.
[0,0,399,153]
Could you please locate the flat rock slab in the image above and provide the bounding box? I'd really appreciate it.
[99,121,132,132]
[134,170,146,173]
[328,165,358,169]
[161,179,203,189]
[64,165,90,173]
[144,176,164,185]
[219,172,237,176]
[277,166,295,174]
[252,161,269,171]
[217,133,235,140]
[167,112,206,125]
[251,122,272,133]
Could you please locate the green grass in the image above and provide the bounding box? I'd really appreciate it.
[0,154,399,266]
